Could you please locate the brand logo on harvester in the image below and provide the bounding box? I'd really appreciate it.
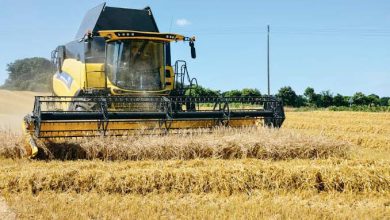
[55,72,73,89]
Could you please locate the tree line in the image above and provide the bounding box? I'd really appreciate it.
[0,57,54,91]
[1,57,389,108]
[276,86,390,107]
[190,85,390,107]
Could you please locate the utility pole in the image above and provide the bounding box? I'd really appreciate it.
[267,25,270,96]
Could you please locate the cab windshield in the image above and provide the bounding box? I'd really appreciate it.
[106,40,165,91]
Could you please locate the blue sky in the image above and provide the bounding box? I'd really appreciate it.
[0,0,389,96]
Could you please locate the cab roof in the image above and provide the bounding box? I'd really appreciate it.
[75,3,159,40]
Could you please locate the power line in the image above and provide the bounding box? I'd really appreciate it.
[175,26,390,37]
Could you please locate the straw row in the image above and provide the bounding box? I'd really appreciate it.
[1,159,388,194]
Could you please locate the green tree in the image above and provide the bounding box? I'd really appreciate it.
[241,88,261,97]
[1,57,54,91]
[187,86,220,97]
[379,97,390,106]
[352,92,368,105]
[276,86,298,106]
[319,90,333,107]
[367,94,380,106]
[303,87,317,106]
[295,95,307,107]
[333,93,348,106]
[223,89,242,97]
[344,96,353,106]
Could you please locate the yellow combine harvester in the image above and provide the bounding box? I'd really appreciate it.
[23,3,285,157]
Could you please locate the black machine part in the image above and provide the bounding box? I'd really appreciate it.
[75,3,159,40]
[31,96,285,138]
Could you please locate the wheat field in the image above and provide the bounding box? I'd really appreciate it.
[0,127,350,160]
[0,111,389,219]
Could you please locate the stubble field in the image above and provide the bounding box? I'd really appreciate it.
[0,91,389,219]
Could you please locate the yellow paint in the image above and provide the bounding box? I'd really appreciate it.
[53,61,175,96]
[21,120,38,158]
[52,30,190,97]
[98,30,194,42]
[25,30,263,158]
[35,119,258,138]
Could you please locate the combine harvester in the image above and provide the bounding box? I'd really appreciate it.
[23,3,285,157]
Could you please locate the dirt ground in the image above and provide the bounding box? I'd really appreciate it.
[0,90,41,220]
[0,197,15,220]
[0,90,49,133]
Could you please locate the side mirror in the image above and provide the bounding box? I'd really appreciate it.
[56,46,66,72]
[189,41,196,59]
[84,31,93,53]
[85,40,92,54]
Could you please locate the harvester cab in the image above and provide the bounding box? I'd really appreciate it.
[51,3,196,98]
[23,3,285,157]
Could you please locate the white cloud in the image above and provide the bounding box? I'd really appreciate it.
[175,18,191,27]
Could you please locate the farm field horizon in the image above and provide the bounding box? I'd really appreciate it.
[0,90,389,219]
[1,0,389,219]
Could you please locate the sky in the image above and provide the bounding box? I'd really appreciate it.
[0,0,389,96]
